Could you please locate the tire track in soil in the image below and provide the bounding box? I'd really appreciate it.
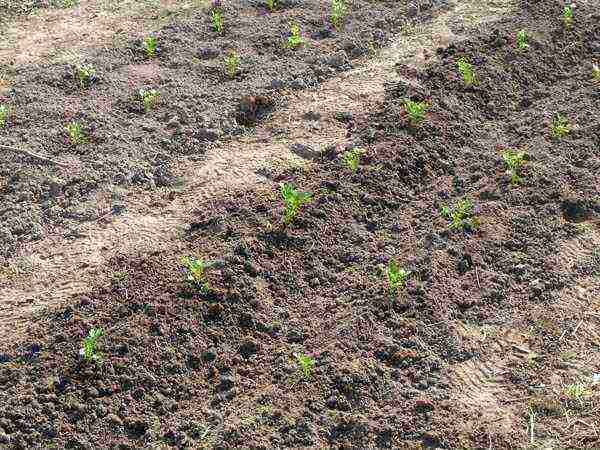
[444,225,600,444]
[0,1,516,342]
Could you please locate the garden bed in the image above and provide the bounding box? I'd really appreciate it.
[0,0,599,449]
[0,0,446,258]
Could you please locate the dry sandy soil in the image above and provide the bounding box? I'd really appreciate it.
[0,0,599,448]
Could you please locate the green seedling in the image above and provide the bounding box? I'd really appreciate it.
[386,260,410,297]
[138,88,160,112]
[80,328,104,362]
[224,51,239,78]
[330,0,346,28]
[441,199,474,231]
[592,63,600,80]
[52,0,78,7]
[565,383,586,405]
[265,0,276,11]
[74,65,96,88]
[280,183,312,224]
[551,113,569,138]
[211,9,223,33]
[341,147,363,171]
[403,99,427,125]
[143,36,159,58]
[456,57,476,85]
[181,256,211,293]
[516,29,528,50]
[286,24,305,48]
[295,353,315,379]
[0,104,8,128]
[502,149,525,185]
[563,5,573,26]
[65,120,87,145]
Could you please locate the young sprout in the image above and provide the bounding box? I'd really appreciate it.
[265,0,276,11]
[516,29,529,51]
[565,383,587,405]
[181,256,211,293]
[341,147,363,171]
[386,260,410,297]
[210,9,223,33]
[563,5,573,26]
[280,182,312,225]
[295,353,315,379]
[502,149,525,185]
[456,57,476,85]
[551,113,569,138]
[592,63,600,80]
[138,88,160,112]
[80,328,104,362]
[74,65,97,89]
[403,99,427,125]
[441,199,474,231]
[286,24,305,48]
[330,0,346,28]
[224,51,239,79]
[65,120,87,145]
[143,36,159,58]
[0,104,8,128]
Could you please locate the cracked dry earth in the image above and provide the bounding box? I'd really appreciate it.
[1,0,600,449]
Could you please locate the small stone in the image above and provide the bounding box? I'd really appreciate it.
[166,116,180,129]
[334,111,353,122]
[107,414,123,426]
[218,373,235,392]
[202,348,217,362]
[85,387,99,398]
[529,279,545,297]
[302,111,321,121]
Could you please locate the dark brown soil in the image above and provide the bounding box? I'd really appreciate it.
[0,0,447,259]
[1,0,599,449]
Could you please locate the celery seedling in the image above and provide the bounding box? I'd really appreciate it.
[386,260,410,297]
[502,149,525,185]
[80,328,104,362]
[551,113,569,138]
[403,99,427,125]
[286,24,305,48]
[65,121,87,145]
[181,256,211,293]
[592,64,599,80]
[341,147,363,171]
[143,36,159,58]
[441,199,474,231]
[74,65,96,88]
[516,29,528,50]
[0,104,8,128]
[280,183,312,224]
[265,0,276,11]
[457,57,476,85]
[224,51,239,79]
[138,88,160,112]
[565,383,587,405]
[295,353,315,378]
[331,0,346,28]
[563,5,573,26]
[211,9,223,33]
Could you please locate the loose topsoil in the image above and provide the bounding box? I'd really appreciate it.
[0,0,447,259]
[1,0,600,449]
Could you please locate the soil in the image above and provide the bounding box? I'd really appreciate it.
[0,0,447,259]
[1,0,599,449]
